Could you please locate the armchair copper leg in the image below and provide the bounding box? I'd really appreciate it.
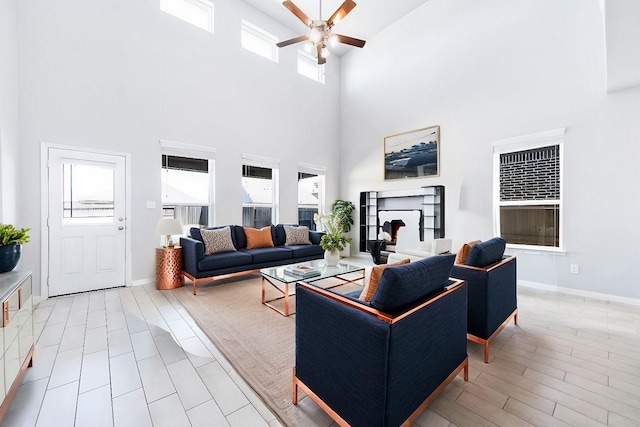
[463,358,469,381]
[292,368,299,404]
[484,342,490,363]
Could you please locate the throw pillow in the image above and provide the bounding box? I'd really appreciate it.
[359,258,410,302]
[370,254,456,313]
[283,225,311,246]
[454,240,481,264]
[244,226,274,249]
[201,226,237,255]
[465,237,506,268]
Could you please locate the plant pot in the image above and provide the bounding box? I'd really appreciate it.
[324,249,340,267]
[339,242,350,258]
[0,243,21,273]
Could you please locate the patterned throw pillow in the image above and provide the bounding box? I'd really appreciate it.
[283,225,311,246]
[244,226,274,249]
[359,258,410,302]
[201,227,237,255]
[454,240,481,264]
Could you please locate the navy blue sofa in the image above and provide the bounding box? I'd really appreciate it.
[180,225,324,294]
[294,255,468,427]
[451,237,517,363]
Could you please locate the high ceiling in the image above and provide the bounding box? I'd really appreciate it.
[241,0,430,56]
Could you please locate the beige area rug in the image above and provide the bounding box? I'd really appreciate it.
[170,274,363,426]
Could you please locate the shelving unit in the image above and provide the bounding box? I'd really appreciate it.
[421,185,445,240]
[359,186,445,254]
[359,191,378,252]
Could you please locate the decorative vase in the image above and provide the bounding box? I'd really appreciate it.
[324,249,340,267]
[0,243,21,273]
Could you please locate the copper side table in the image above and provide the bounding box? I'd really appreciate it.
[155,247,184,290]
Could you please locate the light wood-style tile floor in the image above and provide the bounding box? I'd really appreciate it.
[1,276,639,427]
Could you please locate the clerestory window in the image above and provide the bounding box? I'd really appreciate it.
[160,0,214,33]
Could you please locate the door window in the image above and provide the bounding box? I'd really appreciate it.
[62,163,115,224]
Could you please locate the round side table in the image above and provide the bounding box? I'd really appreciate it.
[155,246,184,290]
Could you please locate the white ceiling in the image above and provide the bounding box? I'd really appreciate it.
[241,0,430,56]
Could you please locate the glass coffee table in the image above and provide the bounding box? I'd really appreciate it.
[261,259,365,317]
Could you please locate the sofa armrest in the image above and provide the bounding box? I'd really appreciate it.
[180,237,205,276]
[309,230,324,245]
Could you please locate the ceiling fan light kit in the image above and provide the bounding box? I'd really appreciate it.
[276,0,366,64]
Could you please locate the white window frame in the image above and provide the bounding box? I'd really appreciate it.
[160,140,216,226]
[241,20,279,63]
[160,0,214,33]
[297,50,325,84]
[492,128,565,252]
[297,163,326,223]
[241,154,280,226]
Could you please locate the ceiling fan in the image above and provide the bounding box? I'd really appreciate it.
[276,0,366,64]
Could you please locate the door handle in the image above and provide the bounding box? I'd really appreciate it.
[118,226,124,231]
[118,217,124,222]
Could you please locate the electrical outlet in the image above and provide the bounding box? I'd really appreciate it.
[570,264,579,274]
[146,201,156,209]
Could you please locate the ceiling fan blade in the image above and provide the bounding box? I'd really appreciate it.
[282,1,312,27]
[276,35,309,48]
[334,34,366,48]
[327,0,357,27]
[317,44,326,65]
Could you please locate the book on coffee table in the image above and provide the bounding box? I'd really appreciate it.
[284,264,321,279]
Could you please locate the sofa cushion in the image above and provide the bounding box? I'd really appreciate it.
[272,225,286,246]
[284,225,311,245]
[242,247,292,264]
[230,225,247,249]
[359,258,410,302]
[197,250,252,271]
[370,254,455,313]
[454,240,481,264]
[244,226,274,249]
[201,227,237,255]
[286,244,324,258]
[190,226,205,242]
[465,237,506,268]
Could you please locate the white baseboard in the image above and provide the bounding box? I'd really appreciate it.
[519,280,640,307]
[132,278,155,286]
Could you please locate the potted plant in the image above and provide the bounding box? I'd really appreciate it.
[0,224,30,273]
[314,213,352,267]
[331,200,355,256]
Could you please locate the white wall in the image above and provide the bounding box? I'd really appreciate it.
[0,0,20,224]
[16,0,341,293]
[340,0,640,299]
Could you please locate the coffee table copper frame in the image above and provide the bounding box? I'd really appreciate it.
[261,261,365,317]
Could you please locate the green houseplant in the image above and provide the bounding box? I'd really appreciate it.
[314,213,352,266]
[0,224,30,273]
[331,200,356,233]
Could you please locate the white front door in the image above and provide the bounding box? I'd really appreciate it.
[47,148,127,296]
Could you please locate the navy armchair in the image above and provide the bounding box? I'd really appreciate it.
[451,237,518,363]
[293,255,468,427]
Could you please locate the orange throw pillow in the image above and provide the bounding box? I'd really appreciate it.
[244,226,274,249]
[359,258,410,302]
[454,240,481,264]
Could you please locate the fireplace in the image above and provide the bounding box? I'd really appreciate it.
[378,210,423,261]
[359,186,445,258]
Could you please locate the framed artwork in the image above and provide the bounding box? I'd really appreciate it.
[384,125,440,180]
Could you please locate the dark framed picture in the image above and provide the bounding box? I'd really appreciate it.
[384,125,440,180]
